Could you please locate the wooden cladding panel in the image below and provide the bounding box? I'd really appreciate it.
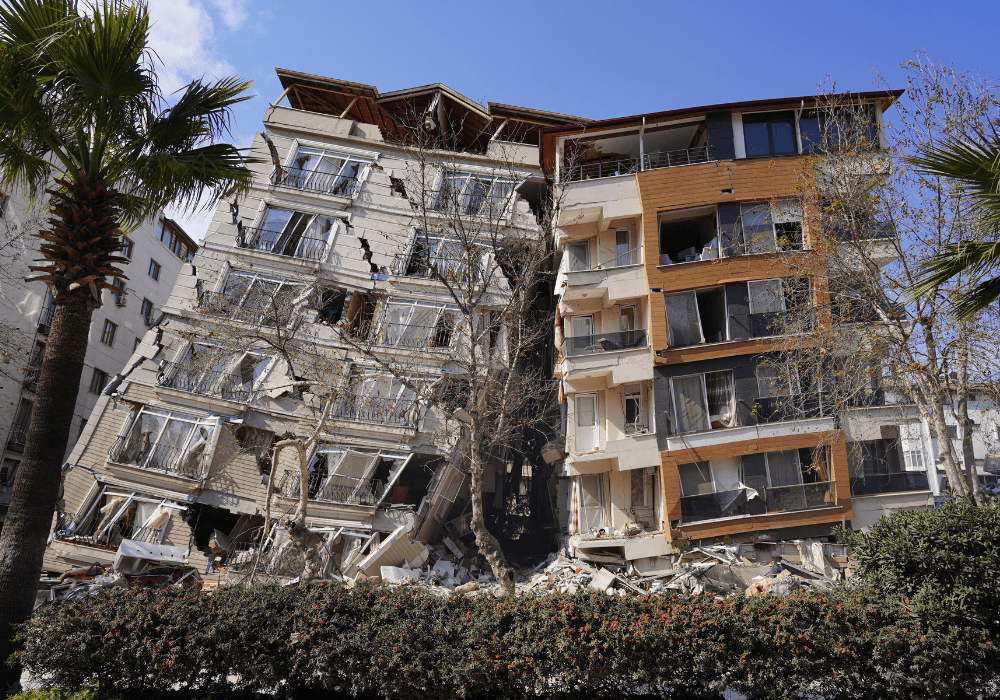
[678,506,846,541]
[654,338,785,365]
[660,431,853,530]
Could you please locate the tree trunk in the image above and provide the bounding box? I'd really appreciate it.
[466,426,515,593]
[0,297,94,691]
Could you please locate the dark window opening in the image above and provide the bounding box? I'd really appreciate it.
[433,312,455,348]
[695,287,727,344]
[88,368,108,395]
[315,287,347,324]
[775,221,803,250]
[347,292,379,341]
[742,110,797,157]
[800,104,879,154]
[658,211,718,265]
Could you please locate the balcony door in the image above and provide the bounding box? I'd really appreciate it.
[568,314,594,356]
[615,228,639,266]
[575,393,599,453]
[567,241,590,272]
[578,474,606,532]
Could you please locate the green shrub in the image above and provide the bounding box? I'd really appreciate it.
[14,583,998,700]
[845,497,1000,628]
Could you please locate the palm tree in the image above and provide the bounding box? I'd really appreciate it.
[909,132,1000,317]
[0,0,254,686]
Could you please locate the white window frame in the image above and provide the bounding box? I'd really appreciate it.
[251,204,345,261]
[170,342,277,400]
[376,298,461,350]
[669,370,736,435]
[566,240,591,272]
[281,142,374,197]
[114,406,220,479]
[219,270,307,325]
[432,170,518,219]
[611,227,641,267]
[307,444,408,503]
[624,384,645,434]
[577,474,606,531]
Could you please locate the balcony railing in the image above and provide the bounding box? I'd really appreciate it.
[56,511,160,550]
[22,366,41,393]
[157,362,260,403]
[680,488,756,523]
[765,481,834,512]
[278,469,385,506]
[565,157,640,182]
[331,393,417,427]
[197,291,293,327]
[270,167,361,198]
[236,226,328,262]
[753,389,885,424]
[358,322,455,350]
[391,252,482,282]
[109,435,211,480]
[6,425,29,453]
[642,145,714,171]
[37,306,54,335]
[850,472,929,496]
[564,329,648,357]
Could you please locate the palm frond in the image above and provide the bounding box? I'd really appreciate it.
[908,134,1000,230]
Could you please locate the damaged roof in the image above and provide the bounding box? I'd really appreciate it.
[274,68,590,148]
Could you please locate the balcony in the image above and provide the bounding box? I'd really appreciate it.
[391,251,482,283]
[643,145,714,171]
[753,390,885,424]
[56,511,160,551]
[681,481,835,524]
[563,265,646,305]
[330,393,417,428]
[109,435,211,480]
[236,225,328,262]
[6,426,28,453]
[278,469,384,506]
[850,472,929,496]
[197,291,293,328]
[564,330,648,357]
[157,362,261,403]
[270,167,360,199]
[22,366,40,393]
[564,146,716,182]
[356,321,455,351]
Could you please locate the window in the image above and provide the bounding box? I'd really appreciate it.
[157,220,192,261]
[134,337,142,352]
[397,231,488,282]
[799,104,879,154]
[574,393,598,453]
[904,450,924,469]
[376,299,460,349]
[140,298,154,322]
[120,237,133,259]
[112,407,217,478]
[334,367,420,426]
[9,398,33,449]
[737,200,803,255]
[742,110,797,157]
[613,228,640,267]
[303,444,407,504]
[748,278,809,337]
[217,271,305,327]
[624,383,645,434]
[678,461,714,496]
[577,474,606,532]
[947,425,959,440]
[148,259,160,281]
[658,209,718,265]
[88,368,108,395]
[566,241,590,272]
[0,459,19,483]
[161,343,273,401]
[63,486,173,547]
[663,287,728,348]
[433,171,515,218]
[630,469,652,510]
[111,277,126,306]
[100,320,117,347]
[78,418,87,440]
[245,206,341,261]
[669,370,736,434]
[279,145,370,197]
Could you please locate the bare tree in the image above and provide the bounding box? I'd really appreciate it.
[761,57,1000,505]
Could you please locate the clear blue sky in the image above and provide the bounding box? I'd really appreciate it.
[148,0,1000,238]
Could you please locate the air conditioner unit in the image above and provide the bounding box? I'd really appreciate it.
[114,293,127,308]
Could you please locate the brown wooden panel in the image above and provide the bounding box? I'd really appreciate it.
[677,505,847,541]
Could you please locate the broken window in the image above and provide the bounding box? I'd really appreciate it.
[396,231,487,282]
[663,286,727,347]
[111,407,217,479]
[748,277,810,337]
[376,299,461,349]
[658,209,718,265]
[765,449,834,511]
[577,474,606,532]
[218,271,305,327]
[433,171,515,218]
[624,383,646,434]
[60,486,178,549]
[161,343,273,402]
[277,145,369,197]
[737,200,804,255]
[313,287,347,324]
[335,368,420,426]
[234,426,275,475]
[295,445,408,505]
[669,370,736,435]
[243,206,342,261]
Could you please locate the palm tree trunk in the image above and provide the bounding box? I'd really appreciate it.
[0,296,94,691]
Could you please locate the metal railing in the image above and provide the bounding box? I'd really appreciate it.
[6,425,28,453]
[198,291,233,315]
[330,393,417,427]
[753,389,885,424]
[391,252,483,282]
[22,366,41,393]
[236,226,328,262]
[564,329,648,357]
[765,481,834,512]
[850,472,929,496]
[564,157,640,182]
[643,145,715,171]
[109,435,211,480]
[157,362,260,403]
[278,469,385,506]
[56,511,160,550]
[37,306,54,335]
[270,167,361,198]
[197,291,293,327]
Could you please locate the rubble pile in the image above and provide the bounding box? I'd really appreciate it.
[38,563,203,602]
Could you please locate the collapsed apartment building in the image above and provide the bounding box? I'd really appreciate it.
[41,70,581,582]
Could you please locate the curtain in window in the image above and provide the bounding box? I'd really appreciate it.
[259,208,293,251]
[705,371,736,427]
[741,203,775,254]
[678,462,713,496]
[664,292,702,347]
[382,303,410,345]
[568,243,589,272]
[400,304,443,347]
[673,375,709,434]
[766,450,802,487]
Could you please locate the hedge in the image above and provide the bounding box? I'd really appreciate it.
[15,583,998,700]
